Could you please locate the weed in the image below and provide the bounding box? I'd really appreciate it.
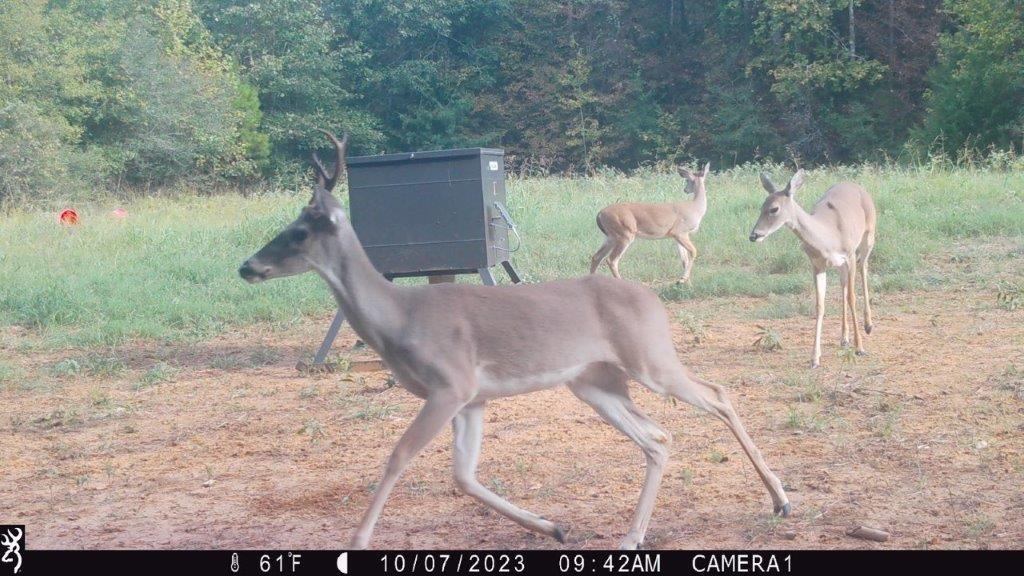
[675,311,708,344]
[299,419,326,441]
[966,516,995,539]
[347,400,396,421]
[135,362,177,390]
[708,450,728,464]
[997,282,1023,310]
[872,399,903,438]
[753,325,783,352]
[991,364,1024,400]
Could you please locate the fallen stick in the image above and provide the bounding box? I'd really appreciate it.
[846,526,889,542]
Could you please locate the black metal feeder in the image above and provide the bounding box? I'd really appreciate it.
[312,147,522,366]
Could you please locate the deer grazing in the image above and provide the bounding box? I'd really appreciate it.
[239,132,789,549]
[749,170,877,368]
[590,164,710,282]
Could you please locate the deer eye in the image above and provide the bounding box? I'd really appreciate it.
[289,228,309,243]
[769,206,780,214]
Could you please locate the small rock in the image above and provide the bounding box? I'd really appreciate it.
[976,440,988,449]
[203,479,216,487]
[781,530,797,540]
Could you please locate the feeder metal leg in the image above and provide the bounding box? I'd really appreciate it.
[478,267,497,286]
[501,261,522,284]
[313,308,346,365]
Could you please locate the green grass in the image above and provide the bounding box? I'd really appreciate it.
[1,166,1023,347]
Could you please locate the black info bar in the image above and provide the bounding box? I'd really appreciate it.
[14,549,1015,576]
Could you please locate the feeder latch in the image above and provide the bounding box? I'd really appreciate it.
[490,201,522,253]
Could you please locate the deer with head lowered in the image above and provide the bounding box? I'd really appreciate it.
[590,164,710,282]
[239,132,790,549]
[749,170,877,368]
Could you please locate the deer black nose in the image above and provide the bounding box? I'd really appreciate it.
[749,232,761,242]
[239,261,260,280]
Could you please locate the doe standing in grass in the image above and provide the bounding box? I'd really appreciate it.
[239,133,790,549]
[590,164,710,282]
[749,170,877,368]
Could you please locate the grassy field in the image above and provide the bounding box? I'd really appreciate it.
[1,166,1023,348]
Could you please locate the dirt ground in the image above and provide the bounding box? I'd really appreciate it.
[3,286,1023,550]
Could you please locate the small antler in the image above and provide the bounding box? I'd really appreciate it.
[311,129,349,191]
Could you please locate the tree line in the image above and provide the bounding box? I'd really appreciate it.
[1,0,1022,202]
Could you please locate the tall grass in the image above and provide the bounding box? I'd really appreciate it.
[1,166,1022,347]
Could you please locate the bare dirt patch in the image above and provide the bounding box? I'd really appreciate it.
[2,289,1023,549]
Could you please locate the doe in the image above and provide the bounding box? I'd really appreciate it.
[239,133,789,549]
[749,170,877,368]
[590,164,710,282]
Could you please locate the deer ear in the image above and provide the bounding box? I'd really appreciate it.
[701,162,710,178]
[760,172,778,195]
[784,169,806,196]
[677,166,693,179]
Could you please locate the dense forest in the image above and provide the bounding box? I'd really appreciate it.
[1,0,1022,201]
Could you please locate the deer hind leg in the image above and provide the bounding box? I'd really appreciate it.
[606,236,634,279]
[838,265,851,347]
[452,402,567,542]
[858,241,875,335]
[350,389,468,549]
[847,258,866,355]
[639,362,790,517]
[812,269,826,368]
[677,233,697,283]
[569,366,670,550]
[590,236,615,274]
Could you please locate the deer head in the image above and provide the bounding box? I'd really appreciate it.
[238,131,349,283]
[749,169,805,242]
[677,162,710,195]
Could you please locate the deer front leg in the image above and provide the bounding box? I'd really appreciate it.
[452,403,567,542]
[812,269,826,368]
[838,265,850,347]
[350,390,468,549]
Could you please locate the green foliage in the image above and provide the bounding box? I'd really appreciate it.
[917,0,1024,154]
[0,0,1021,190]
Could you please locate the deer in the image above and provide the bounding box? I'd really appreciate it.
[590,164,710,282]
[238,132,790,550]
[749,170,877,368]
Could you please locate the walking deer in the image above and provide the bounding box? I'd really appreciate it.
[590,164,710,282]
[749,170,877,368]
[239,132,789,549]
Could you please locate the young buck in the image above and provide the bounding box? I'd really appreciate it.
[749,170,877,368]
[590,164,710,282]
[239,132,790,549]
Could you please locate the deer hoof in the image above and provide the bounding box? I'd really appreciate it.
[775,502,792,518]
[840,338,850,348]
[810,361,820,369]
[856,349,868,357]
[865,323,873,334]
[553,524,569,544]
[618,534,643,550]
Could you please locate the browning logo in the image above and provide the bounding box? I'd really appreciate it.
[0,526,22,575]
